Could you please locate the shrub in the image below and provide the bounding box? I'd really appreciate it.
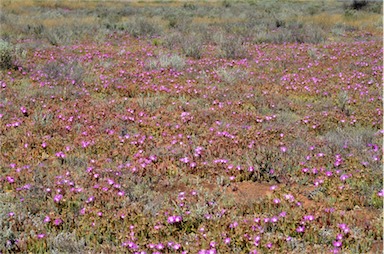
[43,24,94,46]
[0,193,19,253]
[217,36,247,59]
[342,0,383,13]
[349,0,369,10]
[121,17,161,38]
[323,126,377,152]
[258,23,325,44]
[40,59,85,85]
[0,39,14,69]
[181,33,204,59]
[48,232,85,253]
[215,67,249,85]
[146,52,186,71]
[162,31,183,50]
[166,15,192,32]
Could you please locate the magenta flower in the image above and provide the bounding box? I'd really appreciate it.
[54,218,63,226]
[296,225,305,233]
[338,223,350,234]
[6,176,14,183]
[54,194,63,203]
[167,215,182,224]
[229,221,238,228]
[173,243,181,250]
[271,216,278,223]
[333,241,342,247]
[20,106,27,115]
[180,157,189,163]
[55,151,66,158]
[122,241,138,249]
[37,233,45,239]
[340,174,350,181]
[303,215,314,221]
[156,243,164,250]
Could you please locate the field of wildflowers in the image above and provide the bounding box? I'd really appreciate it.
[0,0,383,253]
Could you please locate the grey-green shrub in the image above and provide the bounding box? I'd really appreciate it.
[181,33,204,59]
[0,39,14,69]
[215,67,249,85]
[146,52,186,71]
[121,17,161,38]
[218,36,247,59]
[48,232,85,254]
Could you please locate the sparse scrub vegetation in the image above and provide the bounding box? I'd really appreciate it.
[0,39,14,69]
[0,0,382,253]
[146,52,186,71]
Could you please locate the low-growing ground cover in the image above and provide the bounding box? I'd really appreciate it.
[0,0,383,253]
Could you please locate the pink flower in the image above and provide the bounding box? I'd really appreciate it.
[54,218,63,226]
[54,194,63,203]
[167,215,182,224]
[338,223,349,234]
[122,241,138,249]
[156,243,164,250]
[271,216,278,223]
[333,241,342,247]
[296,226,305,233]
[37,234,45,239]
[303,215,314,221]
[20,106,27,115]
[6,176,14,183]
[55,151,66,158]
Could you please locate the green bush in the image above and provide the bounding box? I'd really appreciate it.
[218,36,247,59]
[181,33,204,59]
[121,17,161,38]
[146,52,186,71]
[0,40,14,69]
[40,59,85,85]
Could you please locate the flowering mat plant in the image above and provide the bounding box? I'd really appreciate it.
[0,0,382,253]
